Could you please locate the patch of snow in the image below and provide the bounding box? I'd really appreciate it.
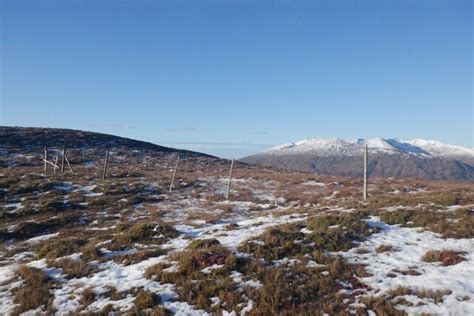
[273,258,300,266]
[230,271,262,289]
[25,233,59,244]
[342,217,474,315]
[201,264,224,274]
[302,181,326,187]
[100,248,138,258]
[306,260,325,268]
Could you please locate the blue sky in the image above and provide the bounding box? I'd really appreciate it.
[1,0,472,158]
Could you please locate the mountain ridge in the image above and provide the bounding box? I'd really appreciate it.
[263,137,473,159]
[241,137,474,182]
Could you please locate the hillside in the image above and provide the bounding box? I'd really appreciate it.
[0,126,214,157]
[241,137,474,182]
[0,128,473,315]
[0,126,223,172]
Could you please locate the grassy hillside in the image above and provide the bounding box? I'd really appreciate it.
[0,128,473,315]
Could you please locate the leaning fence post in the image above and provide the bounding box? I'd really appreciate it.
[363,144,368,200]
[169,156,180,193]
[102,149,109,180]
[64,152,74,174]
[61,146,65,173]
[226,159,234,201]
[54,155,59,173]
[43,147,48,172]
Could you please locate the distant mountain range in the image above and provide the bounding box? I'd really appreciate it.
[241,138,474,182]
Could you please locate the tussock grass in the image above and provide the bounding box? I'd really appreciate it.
[130,288,161,313]
[114,248,167,266]
[1,212,82,241]
[145,241,242,313]
[49,258,92,278]
[238,254,372,315]
[104,285,123,301]
[234,214,398,314]
[376,244,394,253]
[13,266,55,315]
[422,250,466,266]
[355,247,370,254]
[114,222,179,246]
[238,224,308,261]
[185,211,223,224]
[187,238,221,250]
[361,296,406,316]
[239,211,378,259]
[36,237,86,259]
[380,209,474,239]
[307,211,378,252]
[80,287,96,306]
[385,286,452,304]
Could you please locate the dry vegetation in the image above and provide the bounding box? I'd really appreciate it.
[13,266,55,315]
[0,136,473,315]
[379,207,474,238]
[421,249,467,266]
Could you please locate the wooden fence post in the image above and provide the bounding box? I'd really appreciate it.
[61,146,65,173]
[102,150,109,180]
[54,155,59,173]
[226,159,234,201]
[363,144,368,200]
[44,147,48,172]
[169,156,180,193]
[64,152,74,174]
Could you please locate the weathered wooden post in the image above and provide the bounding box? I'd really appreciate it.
[54,155,59,173]
[43,158,59,169]
[169,156,180,193]
[363,144,368,200]
[226,159,234,201]
[43,147,48,172]
[102,150,109,180]
[61,146,65,173]
[64,152,74,174]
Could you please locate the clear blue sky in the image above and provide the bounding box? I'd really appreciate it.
[1,0,472,158]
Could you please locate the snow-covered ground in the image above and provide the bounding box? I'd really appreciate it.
[343,217,474,315]
[0,163,473,315]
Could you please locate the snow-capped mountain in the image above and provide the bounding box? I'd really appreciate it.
[263,137,474,163]
[241,138,474,182]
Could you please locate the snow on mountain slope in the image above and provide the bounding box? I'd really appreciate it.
[406,139,474,160]
[262,137,474,161]
[241,137,474,181]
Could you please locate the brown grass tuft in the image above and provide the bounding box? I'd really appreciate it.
[422,250,466,266]
[13,266,54,315]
